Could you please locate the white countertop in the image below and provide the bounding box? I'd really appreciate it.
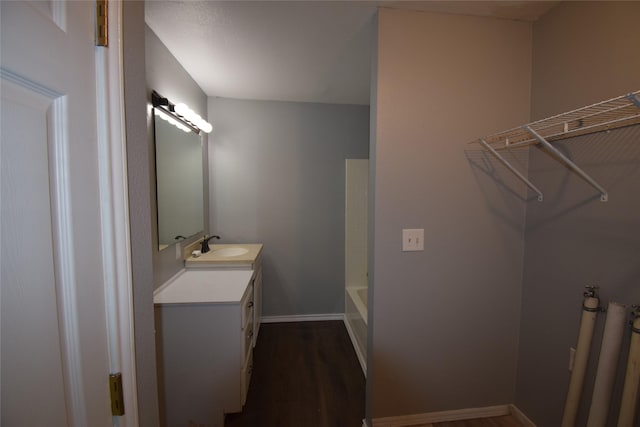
[153,269,254,304]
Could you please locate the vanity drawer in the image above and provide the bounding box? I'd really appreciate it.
[241,350,253,407]
[241,283,254,330]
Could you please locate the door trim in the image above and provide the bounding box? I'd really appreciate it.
[95,1,139,424]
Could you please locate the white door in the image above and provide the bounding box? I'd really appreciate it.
[2,2,113,425]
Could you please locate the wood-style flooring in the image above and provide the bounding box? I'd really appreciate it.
[225,321,365,427]
[224,321,523,427]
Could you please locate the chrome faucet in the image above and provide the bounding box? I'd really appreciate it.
[201,235,220,253]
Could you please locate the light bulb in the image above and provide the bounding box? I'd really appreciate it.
[185,109,196,123]
[174,103,189,117]
[201,122,213,133]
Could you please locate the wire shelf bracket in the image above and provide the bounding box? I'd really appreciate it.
[524,125,608,201]
[473,90,640,202]
[479,138,544,201]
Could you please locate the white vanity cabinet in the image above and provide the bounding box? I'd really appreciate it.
[154,269,256,427]
[185,243,264,347]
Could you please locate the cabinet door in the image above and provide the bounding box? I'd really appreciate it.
[240,350,253,407]
[252,264,263,347]
[241,282,254,330]
[242,312,254,363]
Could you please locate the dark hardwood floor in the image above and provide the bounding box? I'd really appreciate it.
[224,322,522,427]
[225,321,366,427]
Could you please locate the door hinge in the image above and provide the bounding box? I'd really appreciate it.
[109,373,125,416]
[96,0,108,47]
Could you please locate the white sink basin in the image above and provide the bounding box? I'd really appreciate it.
[212,247,249,257]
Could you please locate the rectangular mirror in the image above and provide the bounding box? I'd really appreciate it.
[153,108,204,251]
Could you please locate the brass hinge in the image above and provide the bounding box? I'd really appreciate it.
[96,0,108,47]
[109,373,125,416]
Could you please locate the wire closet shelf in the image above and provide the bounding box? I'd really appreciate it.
[474,90,640,202]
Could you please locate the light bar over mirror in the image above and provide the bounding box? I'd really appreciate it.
[151,90,212,134]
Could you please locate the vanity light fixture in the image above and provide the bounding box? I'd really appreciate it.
[151,90,212,134]
[154,108,191,133]
[174,103,213,133]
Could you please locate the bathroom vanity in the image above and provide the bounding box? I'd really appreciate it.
[185,243,263,346]
[154,244,263,427]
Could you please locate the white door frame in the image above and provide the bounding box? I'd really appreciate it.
[95,1,139,425]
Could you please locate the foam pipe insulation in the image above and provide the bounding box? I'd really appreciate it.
[562,295,600,427]
[617,313,640,427]
[587,302,627,426]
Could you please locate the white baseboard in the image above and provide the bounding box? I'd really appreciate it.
[260,313,344,323]
[370,404,538,427]
[372,404,511,427]
[343,315,367,376]
[509,404,537,427]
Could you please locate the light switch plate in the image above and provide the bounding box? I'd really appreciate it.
[402,229,424,251]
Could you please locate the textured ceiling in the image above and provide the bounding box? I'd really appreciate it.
[145,1,558,106]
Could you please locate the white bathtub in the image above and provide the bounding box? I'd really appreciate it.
[345,286,367,375]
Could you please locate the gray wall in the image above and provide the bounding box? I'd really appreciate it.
[515,2,640,426]
[146,25,210,288]
[208,98,369,316]
[123,2,159,425]
[123,14,212,424]
[370,8,532,418]
[530,1,640,122]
